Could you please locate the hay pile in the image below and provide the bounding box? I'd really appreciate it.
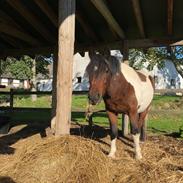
[1,136,110,183]
[0,129,182,183]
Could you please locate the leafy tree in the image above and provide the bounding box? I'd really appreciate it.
[0,55,51,80]
[129,46,183,77]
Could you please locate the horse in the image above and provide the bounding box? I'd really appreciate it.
[86,52,154,159]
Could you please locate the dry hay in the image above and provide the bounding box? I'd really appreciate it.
[1,136,110,183]
[0,128,182,183]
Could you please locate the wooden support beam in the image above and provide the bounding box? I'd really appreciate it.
[0,23,40,46]
[122,40,129,136]
[0,34,22,48]
[34,0,58,27]
[76,11,98,42]
[55,0,75,135]
[1,38,183,58]
[0,10,22,30]
[167,0,174,36]
[122,40,129,64]
[131,0,145,38]
[51,53,58,133]
[7,0,55,43]
[90,0,125,39]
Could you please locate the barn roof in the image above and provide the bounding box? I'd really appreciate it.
[0,0,183,58]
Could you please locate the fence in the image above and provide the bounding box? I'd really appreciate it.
[0,89,182,111]
[0,89,88,111]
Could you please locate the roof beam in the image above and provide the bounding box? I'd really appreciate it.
[131,0,145,38]
[90,0,125,39]
[167,0,174,36]
[0,23,40,46]
[0,10,22,30]
[0,34,23,48]
[7,0,55,43]
[76,11,98,42]
[1,38,183,58]
[33,0,57,27]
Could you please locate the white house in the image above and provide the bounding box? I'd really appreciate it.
[38,50,183,91]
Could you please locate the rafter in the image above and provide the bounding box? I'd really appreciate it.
[1,38,183,58]
[33,0,57,27]
[131,0,145,38]
[7,0,55,43]
[0,23,40,46]
[0,33,23,48]
[76,11,98,42]
[0,10,22,30]
[167,0,174,36]
[90,0,125,39]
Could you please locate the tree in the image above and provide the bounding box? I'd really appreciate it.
[128,46,183,78]
[0,55,51,80]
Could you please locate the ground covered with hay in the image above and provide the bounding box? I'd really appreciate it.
[0,123,182,183]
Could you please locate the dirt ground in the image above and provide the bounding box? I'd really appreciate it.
[0,121,182,183]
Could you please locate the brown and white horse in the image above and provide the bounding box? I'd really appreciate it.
[86,52,154,159]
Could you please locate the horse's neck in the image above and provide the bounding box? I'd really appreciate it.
[106,72,129,97]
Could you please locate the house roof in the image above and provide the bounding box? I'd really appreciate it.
[0,0,183,58]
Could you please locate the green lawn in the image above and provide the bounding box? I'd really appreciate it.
[1,94,183,137]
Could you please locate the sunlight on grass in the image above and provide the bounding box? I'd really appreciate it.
[4,94,182,136]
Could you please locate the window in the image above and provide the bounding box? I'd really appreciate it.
[77,77,82,83]
[170,79,175,87]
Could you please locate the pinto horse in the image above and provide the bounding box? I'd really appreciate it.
[86,52,154,159]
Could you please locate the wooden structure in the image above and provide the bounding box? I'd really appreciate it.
[0,0,183,135]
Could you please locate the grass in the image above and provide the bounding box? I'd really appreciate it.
[1,94,183,137]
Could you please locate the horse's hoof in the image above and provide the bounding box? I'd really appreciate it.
[108,153,116,159]
[135,154,142,160]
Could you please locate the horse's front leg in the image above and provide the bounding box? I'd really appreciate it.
[107,110,118,158]
[129,110,142,160]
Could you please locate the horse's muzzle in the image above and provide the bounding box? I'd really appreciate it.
[88,93,101,105]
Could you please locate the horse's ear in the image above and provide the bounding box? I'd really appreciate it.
[88,50,96,58]
[103,49,110,58]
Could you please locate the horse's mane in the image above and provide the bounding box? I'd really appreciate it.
[86,53,121,76]
[107,55,121,75]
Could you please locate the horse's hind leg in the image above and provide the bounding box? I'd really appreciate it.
[107,110,118,158]
[139,107,150,142]
[129,111,142,160]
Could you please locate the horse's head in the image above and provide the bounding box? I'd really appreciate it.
[86,53,114,105]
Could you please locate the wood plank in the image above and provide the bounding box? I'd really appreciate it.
[51,52,58,132]
[90,0,125,39]
[167,0,174,35]
[1,38,183,58]
[34,0,58,27]
[7,0,55,43]
[76,11,98,42]
[0,23,40,46]
[0,10,22,30]
[122,40,129,136]
[0,33,24,48]
[55,0,76,135]
[131,0,145,38]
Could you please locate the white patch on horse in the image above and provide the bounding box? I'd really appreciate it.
[132,133,142,160]
[108,138,116,158]
[121,63,154,113]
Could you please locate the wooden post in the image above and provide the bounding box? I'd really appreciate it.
[55,0,75,135]
[122,40,130,136]
[51,53,58,132]
[31,57,37,101]
[10,88,13,111]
